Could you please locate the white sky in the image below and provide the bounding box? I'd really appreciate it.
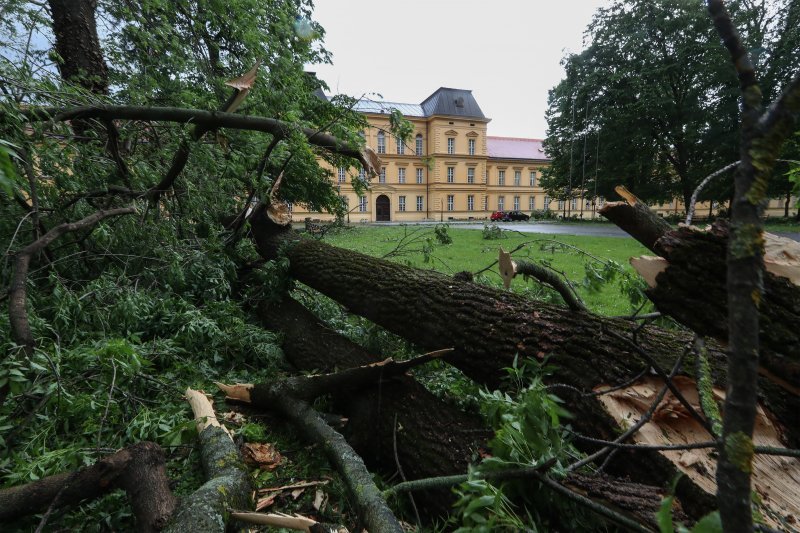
[308,0,609,139]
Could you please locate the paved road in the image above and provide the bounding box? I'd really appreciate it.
[460,222,633,238]
[370,220,800,241]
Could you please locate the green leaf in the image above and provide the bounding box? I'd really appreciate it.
[691,512,722,533]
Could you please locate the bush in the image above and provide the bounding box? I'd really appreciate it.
[529,209,558,221]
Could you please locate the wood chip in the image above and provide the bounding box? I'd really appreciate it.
[241,442,283,470]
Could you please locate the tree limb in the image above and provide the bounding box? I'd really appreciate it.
[8,207,136,356]
[19,105,379,176]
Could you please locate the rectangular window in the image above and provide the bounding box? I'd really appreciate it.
[287,202,293,212]
[514,171,521,186]
[484,196,488,211]
[447,194,454,211]
[544,195,550,211]
[571,198,577,210]
[416,136,423,155]
[416,195,423,211]
[396,137,404,155]
[338,167,346,183]
[416,168,424,184]
[399,195,406,212]
[514,196,520,211]
[359,196,367,212]
[467,167,475,184]
[398,167,406,184]
[558,199,565,210]
[467,195,474,211]
[530,171,537,187]
[498,196,505,211]
[498,170,505,186]
[377,132,385,154]
[447,167,455,183]
[529,196,535,210]
[447,137,455,155]
[379,167,386,184]
[468,138,475,156]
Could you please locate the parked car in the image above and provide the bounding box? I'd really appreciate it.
[503,211,531,221]
[490,211,506,221]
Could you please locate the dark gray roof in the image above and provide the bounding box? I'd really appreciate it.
[315,87,487,120]
[420,88,486,119]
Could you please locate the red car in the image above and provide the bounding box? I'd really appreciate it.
[490,211,505,221]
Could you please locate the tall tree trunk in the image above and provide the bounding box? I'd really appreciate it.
[48,0,109,96]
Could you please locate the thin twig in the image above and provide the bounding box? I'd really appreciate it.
[392,413,420,528]
[566,347,687,472]
[96,360,117,454]
[604,327,714,435]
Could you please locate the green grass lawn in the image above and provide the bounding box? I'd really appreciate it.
[323,225,651,316]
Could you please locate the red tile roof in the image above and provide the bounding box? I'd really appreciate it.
[487,136,549,161]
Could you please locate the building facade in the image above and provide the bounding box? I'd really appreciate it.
[292,86,796,222]
[293,87,552,222]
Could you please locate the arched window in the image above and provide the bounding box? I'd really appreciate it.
[415,134,423,155]
[377,130,385,154]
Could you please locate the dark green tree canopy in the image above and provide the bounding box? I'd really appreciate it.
[542,0,800,213]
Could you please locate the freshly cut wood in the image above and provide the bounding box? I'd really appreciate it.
[164,389,252,532]
[248,209,799,517]
[600,186,673,250]
[597,376,800,529]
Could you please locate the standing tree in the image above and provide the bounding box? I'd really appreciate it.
[542,0,797,213]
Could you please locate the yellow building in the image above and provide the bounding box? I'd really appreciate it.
[293,86,796,222]
[293,87,552,222]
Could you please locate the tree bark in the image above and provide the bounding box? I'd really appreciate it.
[248,210,798,445]
[253,298,683,527]
[48,0,109,96]
[257,297,489,517]
[164,390,252,532]
[248,211,800,521]
[0,442,175,532]
[648,222,800,390]
[603,197,800,392]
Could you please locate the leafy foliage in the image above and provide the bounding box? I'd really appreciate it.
[482,223,506,240]
[448,357,596,532]
[542,0,800,210]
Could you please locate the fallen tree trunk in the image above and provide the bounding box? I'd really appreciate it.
[258,294,709,522]
[249,208,797,439]
[245,298,682,528]
[249,207,800,522]
[600,203,800,393]
[257,297,488,517]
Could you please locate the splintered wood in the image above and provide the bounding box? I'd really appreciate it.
[596,376,800,529]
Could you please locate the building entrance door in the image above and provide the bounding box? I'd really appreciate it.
[376,195,390,221]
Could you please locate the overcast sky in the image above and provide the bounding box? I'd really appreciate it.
[309,0,609,139]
